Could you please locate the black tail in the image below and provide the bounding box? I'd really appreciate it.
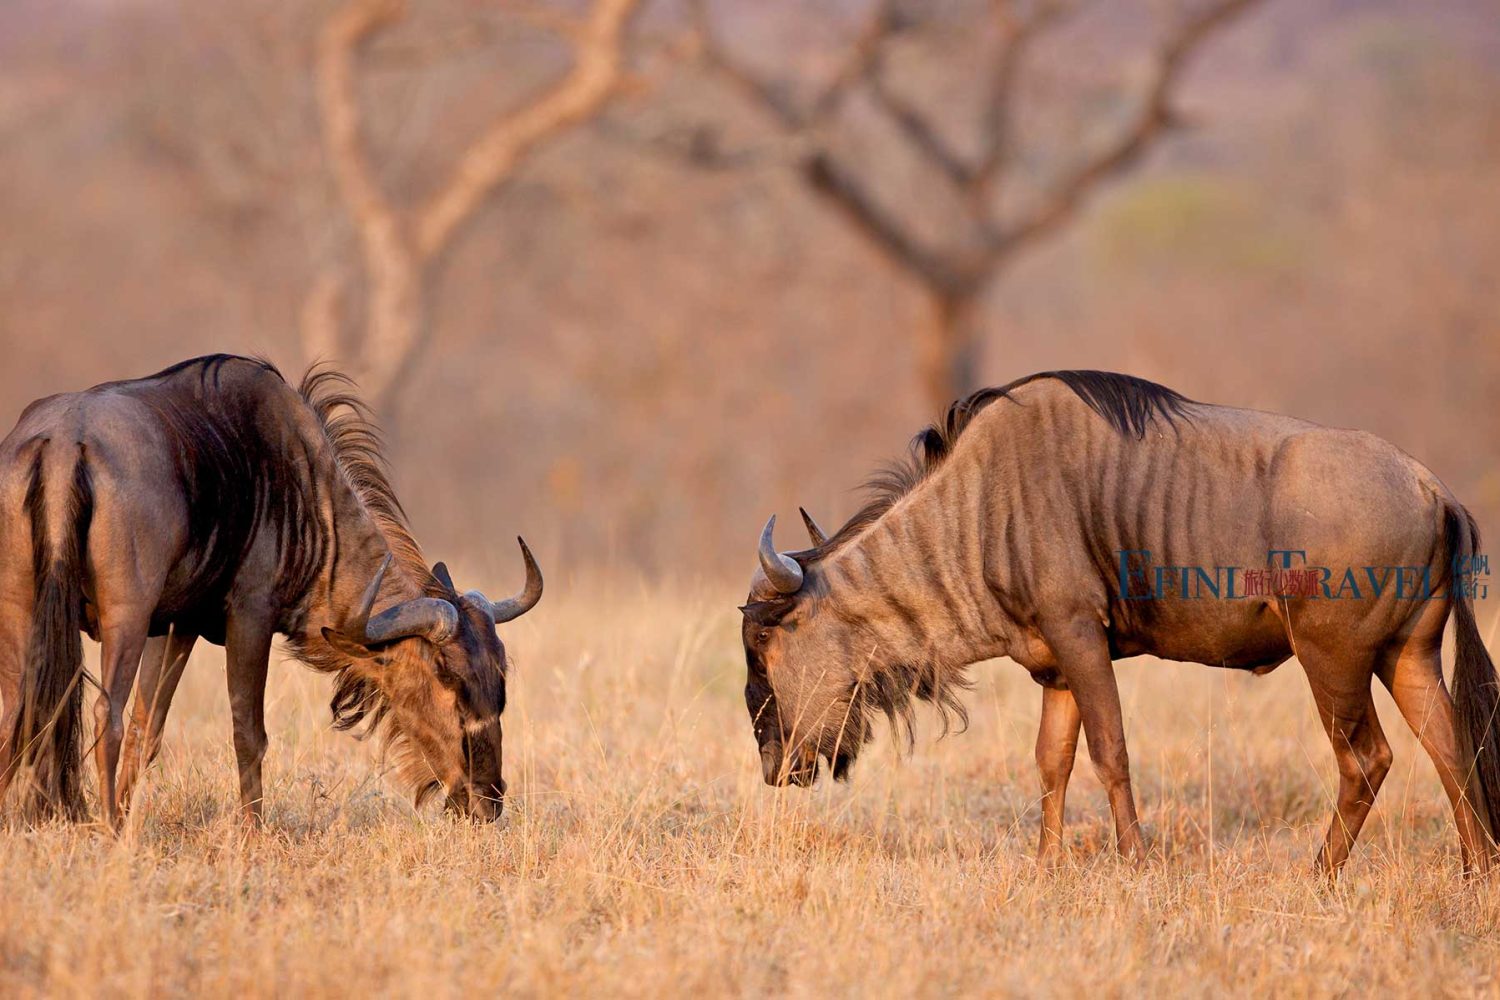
[1445,502,1500,849]
[6,445,92,820]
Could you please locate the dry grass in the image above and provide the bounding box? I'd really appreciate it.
[2,578,1498,997]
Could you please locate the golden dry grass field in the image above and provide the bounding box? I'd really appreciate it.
[2,577,1498,997]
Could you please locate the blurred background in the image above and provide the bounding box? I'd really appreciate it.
[2,0,1497,580]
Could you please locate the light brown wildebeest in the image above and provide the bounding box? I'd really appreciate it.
[0,354,542,826]
[743,371,1500,877]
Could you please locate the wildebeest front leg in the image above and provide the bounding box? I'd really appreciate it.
[225,612,273,824]
[1045,619,1145,862]
[117,628,197,817]
[1035,684,1081,869]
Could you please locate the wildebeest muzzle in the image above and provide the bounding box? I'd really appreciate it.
[761,741,819,787]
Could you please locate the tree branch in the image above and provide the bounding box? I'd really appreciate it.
[863,54,975,188]
[314,0,643,411]
[806,1,899,123]
[997,0,1261,255]
[804,152,976,294]
[971,0,1080,202]
[690,0,895,132]
[316,0,417,406]
[317,0,403,254]
[692,1,980,291]
[416,0,643,259]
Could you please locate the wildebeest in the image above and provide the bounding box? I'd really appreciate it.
[0,354,541,826]
[744,371,1500,876]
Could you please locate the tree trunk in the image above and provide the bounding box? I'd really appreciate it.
[311,0,642,424]
[363,241,424,418]
[917,289,983,413]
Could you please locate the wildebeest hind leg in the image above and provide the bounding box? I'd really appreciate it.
[0,641,21,809]
[1301,659,1390,878]
[94,614,151,831]
[1035,685,1081,869]
[1377,645,1494,875]
[1045,619,1145,863]
[117,628,196,818]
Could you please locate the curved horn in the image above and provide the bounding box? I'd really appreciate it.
[758,516,804,594]
[488,537,544,624]
[798,507,829,547]
[365,597,460,645]
[345,553,393,638]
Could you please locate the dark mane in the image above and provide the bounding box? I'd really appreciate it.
[295,365,429,586]
[286,366,445,766]
[811,371,1192,555]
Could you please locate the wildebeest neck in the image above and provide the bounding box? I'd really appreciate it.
[819,465,1012,667]
[804,460,1016,744]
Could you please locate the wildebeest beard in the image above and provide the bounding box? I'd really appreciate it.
[839,659,973,771]
[310,640,508,811]
[320,658,447,806]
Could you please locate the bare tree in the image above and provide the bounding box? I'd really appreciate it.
[691,0,1264,409]
[311,0,642,413]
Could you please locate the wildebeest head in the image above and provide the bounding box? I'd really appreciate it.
[741,512,873,788]
[322,538,543,821]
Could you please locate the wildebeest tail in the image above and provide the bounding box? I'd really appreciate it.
[6,445,92,820]
[1445,501,1500,850]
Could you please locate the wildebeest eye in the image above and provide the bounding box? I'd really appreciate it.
[756,629,770,645]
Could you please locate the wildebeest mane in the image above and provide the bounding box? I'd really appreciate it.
[284,366,446,767]
[809,371,1192,557]
[295,364,430,586]
[324,663,444,806]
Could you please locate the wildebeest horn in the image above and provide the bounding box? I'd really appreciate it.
[346,553,393,638]
[798,507,829,547]
[345,553,459,646]
[487,537,544,624]
[758,516,804,594]
[365,596,460,645]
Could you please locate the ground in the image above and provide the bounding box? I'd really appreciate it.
[1,580,1497,997]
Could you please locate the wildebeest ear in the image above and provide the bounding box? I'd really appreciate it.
[740,600,792,626]
[431,561,456,592]
[322,626,378,660]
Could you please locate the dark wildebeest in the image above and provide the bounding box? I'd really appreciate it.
[743,371,1500,877]
[0,355,542,826]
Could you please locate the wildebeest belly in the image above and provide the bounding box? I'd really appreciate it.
[84,590,230,646]
[121,548,247,645]
[1110,596,1293,673]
